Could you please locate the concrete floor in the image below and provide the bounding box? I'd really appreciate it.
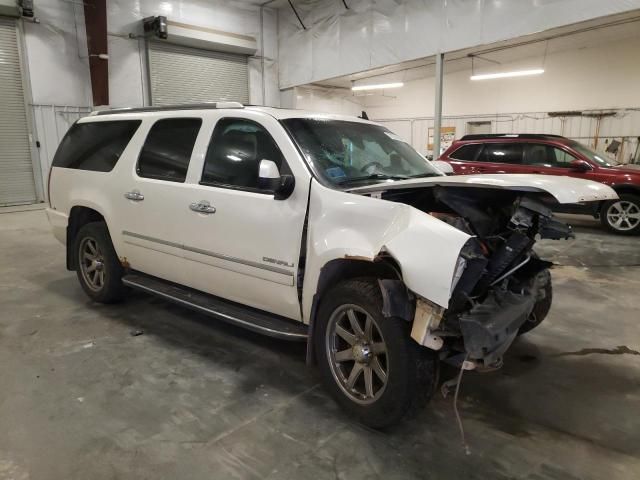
[1,209,639,480]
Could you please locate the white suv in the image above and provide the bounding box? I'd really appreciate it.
[47,103,616,428]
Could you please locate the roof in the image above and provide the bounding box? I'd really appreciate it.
[87,102,374,124]
[459,134,568,141]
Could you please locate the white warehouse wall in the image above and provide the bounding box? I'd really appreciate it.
[20,0,279,198]
[278,0,640,88]
[363,38,640,118]
[291,35,640,162]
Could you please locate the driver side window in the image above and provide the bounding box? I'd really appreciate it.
[550,147,577,167]
[201,118,288,192]
[523,144,577,168]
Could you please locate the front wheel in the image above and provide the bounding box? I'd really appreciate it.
[315,279,438,429]
[518,269,552,335]
[600,194,640,235]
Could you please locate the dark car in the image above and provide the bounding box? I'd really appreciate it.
[439,134,640,235]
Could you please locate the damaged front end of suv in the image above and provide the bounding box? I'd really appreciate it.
[367,184,575,370]
[423,188,569,368]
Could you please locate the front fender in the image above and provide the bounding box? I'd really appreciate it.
[302,181,470,321]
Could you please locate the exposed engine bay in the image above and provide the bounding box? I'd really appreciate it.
[380,186,573,368]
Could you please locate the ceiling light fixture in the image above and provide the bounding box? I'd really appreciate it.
[351,82,404,91]
[470,69,544,81]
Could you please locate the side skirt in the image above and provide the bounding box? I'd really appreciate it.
[122,272,308,341]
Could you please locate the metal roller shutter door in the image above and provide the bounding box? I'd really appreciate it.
[148,41,249,106]
[0,17,36,206]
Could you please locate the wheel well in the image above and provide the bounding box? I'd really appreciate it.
[596,186,640,217]
[315,257,401,302]
[612,185,640,197]
[66,207,105,270]
[306,256,406,365]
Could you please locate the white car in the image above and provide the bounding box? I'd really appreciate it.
[46,103,617,428]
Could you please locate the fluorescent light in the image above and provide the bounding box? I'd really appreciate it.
[351,82,404,91]
[470,69,544,81]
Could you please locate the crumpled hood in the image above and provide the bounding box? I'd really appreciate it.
[348,173,618,204]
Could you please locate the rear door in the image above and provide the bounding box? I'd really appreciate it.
[115,116,204,286]
[445,142,526,174]
[473,142,527,174]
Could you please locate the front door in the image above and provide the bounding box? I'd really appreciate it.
[521,142,598,214]
[180,114,309,321]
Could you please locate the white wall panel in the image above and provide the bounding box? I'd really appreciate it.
[361,37,640,117]
[22,0,92,106]
[108,35,145,108]
[278,0,640,88]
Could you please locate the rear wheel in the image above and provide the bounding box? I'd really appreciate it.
[600,194,640,235]
[74,222,125,303]
[315,279,438,429]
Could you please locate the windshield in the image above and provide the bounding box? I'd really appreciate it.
[281,118,442,187]
[569,140,619,167]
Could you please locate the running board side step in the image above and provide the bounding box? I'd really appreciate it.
[122,272,308,341]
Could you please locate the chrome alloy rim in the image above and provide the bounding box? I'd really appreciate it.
[606,201,640,231]
[325,304,388,405]
[79,237,105,291]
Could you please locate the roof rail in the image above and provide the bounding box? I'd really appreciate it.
[92,101,244,116]
[459,133,566,141]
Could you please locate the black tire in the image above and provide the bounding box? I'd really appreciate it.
[74,222,125,303]
[315,278,438,429]
[518,269,552,335]
[600,193,640,235]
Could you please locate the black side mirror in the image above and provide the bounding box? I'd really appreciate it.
[569,159,592,172]
[274,175,295,200]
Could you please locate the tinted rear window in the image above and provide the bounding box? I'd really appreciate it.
[137,118,202,182]
[449,144,482,161]
[479,143,523,164]
[52,120,141,172]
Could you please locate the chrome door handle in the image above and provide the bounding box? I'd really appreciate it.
[189,200,216,214]
[124,191,144,201]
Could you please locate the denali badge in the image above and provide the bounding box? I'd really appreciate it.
[263,257,294,268]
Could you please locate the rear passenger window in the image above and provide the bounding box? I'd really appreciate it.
[137,118,202,182]
[201,118,287,192]
[449,144,481,161]
[52,120,141,172]
[480,143,523,164]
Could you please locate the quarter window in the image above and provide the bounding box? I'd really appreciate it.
[137,118,202,182]
[480,143,523,164]
[201,118,287,191]
[52,120,141,172]
[449,144,482,161]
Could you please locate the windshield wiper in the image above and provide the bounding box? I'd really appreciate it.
[337,173,409,185]
[407,172,442,179]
